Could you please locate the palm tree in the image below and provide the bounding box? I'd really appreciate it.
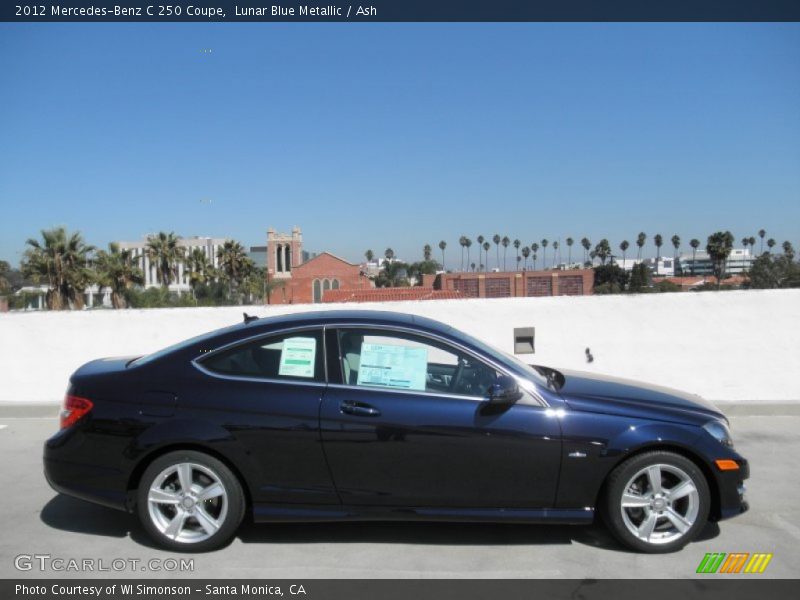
[540,239,549,269]
[636,232,647,259]
[654,234,664,268]
[620,240,630,264]
[94,243,144,309]
[465,238,473,270]
[689,238,700,275]
[516,256,521,269]
[185,247,215,294]
[671,235,681,266]
[477,235,485,269]
[438,240,447,270]
[783,241,795,261]
[581,237,591,265]
[758,229,766,254]
[521,246,530,270]
[513,239,521,270]
[145,231,184,287]
[384,248,395,261]
[217,240,252,301]
[566,237,574,265]
[22,227,95,310]
[706,231,734,289]
[594,239,611,265]
[492,234,501,270]
[481,241,491,271]
[552,240,560,268]
[531,243,540,270]
[458,236,467,271]
[501,236,510,271]
[365,249,374,262]
[0,260,9,293]
[470,262,476,272]
[423,244,433,261]
[241,265,280,305]
[748,236,756,254]
[767,238,776,253]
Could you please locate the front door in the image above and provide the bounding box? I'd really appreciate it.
[319,327,562,508]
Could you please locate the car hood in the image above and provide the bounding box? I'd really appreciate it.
[552,368,725,424]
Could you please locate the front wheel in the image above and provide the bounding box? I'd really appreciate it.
[601,450,710,553]
[137,450,245,552]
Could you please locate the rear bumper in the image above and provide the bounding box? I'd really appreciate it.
[43,433,129,512]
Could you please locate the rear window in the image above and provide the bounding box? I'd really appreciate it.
[199,329,325,383]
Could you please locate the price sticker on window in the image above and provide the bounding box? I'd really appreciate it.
[278,337,317,378]
[357,343,427,390]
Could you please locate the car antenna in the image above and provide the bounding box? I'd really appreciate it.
[243,312,259,324]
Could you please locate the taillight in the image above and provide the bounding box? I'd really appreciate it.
[60,395,93,429]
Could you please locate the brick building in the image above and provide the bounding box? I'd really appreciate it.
[435,269,593,298]
[264,227,593,304]
[266,227,371,304]
[323,288,462,303]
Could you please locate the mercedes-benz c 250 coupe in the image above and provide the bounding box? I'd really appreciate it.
[44,310,749,553]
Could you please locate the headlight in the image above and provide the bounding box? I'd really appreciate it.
[703,420,734,448]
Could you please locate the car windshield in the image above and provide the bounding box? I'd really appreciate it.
[454,329,549,388]
[130,324,242,367]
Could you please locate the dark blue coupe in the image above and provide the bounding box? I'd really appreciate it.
[44,310,749,553]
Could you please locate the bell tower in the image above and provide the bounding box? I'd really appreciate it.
[267,226,303,279]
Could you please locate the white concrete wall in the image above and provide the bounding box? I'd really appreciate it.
[1,289,798,403]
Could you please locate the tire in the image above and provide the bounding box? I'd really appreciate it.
[137,450,245,552]
[601,450,710,553]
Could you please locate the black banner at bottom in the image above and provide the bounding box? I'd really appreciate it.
[3,579,799,600]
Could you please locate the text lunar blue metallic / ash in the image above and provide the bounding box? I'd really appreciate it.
[44,310,749,552]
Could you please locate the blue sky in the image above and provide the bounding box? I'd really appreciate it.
[1,23,799,266]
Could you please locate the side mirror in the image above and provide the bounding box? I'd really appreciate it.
[488,375,522,404]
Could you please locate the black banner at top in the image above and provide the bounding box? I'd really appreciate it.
[3,1,800,23]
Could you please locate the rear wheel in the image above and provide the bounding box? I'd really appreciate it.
[137,450,245,552]
[601,450,710,553]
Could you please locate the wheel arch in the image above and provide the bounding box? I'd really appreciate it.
[595,442,722,521]
[126,443,253,514]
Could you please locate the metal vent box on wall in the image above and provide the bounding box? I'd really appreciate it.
[513,327,535,354]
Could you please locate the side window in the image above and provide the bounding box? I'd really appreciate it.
[201,330,324,382]
[337,329,499,398]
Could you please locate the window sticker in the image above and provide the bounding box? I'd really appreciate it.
[278,337,317,378]
[357,342,428,390]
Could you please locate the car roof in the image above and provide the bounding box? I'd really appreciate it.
[133,309,460,369]
[242,309,453,335]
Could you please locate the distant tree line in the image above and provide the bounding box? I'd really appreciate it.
[1,227,278,310]
[362,228,799,292]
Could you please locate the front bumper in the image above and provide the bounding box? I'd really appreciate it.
[714,456,749,521]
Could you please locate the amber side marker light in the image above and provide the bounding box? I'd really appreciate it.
[715,459,740,471]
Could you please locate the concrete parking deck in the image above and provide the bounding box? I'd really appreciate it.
[0,415,797,579]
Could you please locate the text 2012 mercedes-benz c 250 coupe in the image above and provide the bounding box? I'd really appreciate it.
[44,310,749,553]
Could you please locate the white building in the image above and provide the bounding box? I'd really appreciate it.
[677,248,754,276]
[615,258,644,272]
[14,284,112,310]
[117,236,228,292]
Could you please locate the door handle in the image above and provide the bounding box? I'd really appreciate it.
[340,400,381,417]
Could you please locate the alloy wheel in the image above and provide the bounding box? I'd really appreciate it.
[619,463,700,545]
[147,462,228,544]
